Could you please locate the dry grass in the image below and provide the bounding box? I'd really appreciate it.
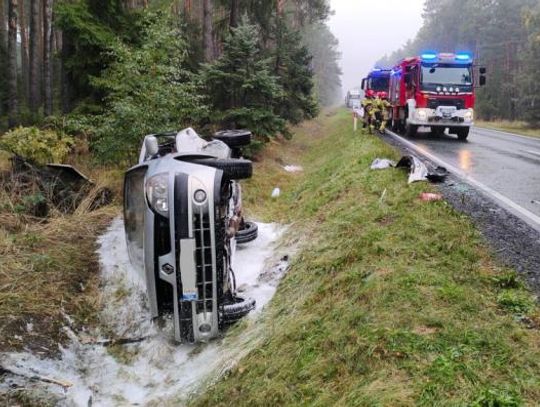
[476,120,540,139]
[0,205,118,355]
[0,147,122,354]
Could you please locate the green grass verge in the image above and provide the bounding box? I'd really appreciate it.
[192,109,540,406]
[475,120,540,139]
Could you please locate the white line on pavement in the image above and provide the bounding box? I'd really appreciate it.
[473,126,540,142]
[524,150,540,158]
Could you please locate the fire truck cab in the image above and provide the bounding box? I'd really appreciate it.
[361,68,391,100]
[389,52,486,140]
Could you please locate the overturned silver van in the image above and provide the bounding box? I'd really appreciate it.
[124,128,258,343]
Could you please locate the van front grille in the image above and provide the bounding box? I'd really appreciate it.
[194,210,215,314]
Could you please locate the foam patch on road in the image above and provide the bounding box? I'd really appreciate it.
[1,218,288,406]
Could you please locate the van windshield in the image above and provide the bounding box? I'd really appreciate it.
[421,64,472,86]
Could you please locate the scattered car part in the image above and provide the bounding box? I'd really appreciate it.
[426,166,449,183]
[396,155,429,184]
[370,158,396,170]
[419,192,443,202]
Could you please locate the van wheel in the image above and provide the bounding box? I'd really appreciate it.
[191,158,253,180]
[223,296,256,324]
[235,221,258,244]
[213,130,252,148]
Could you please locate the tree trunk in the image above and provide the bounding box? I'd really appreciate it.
[277,0,285,16]
[29,0,40,114]
[229,0,238,28]
[18,0,30,104]
[0,0,7,51]
[43,0,53,115]
[61,30,73,113]
[202,0,214,62]
[0,1,6,118]
[7,0,18,127]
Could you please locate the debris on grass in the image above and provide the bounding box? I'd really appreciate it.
[396,155,429,183]
[283,165,303,173]
[271,187,281,198]
[419,192,443,202]
[370,158,396,169]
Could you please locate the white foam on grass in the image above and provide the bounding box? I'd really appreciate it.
[1,218,287,406]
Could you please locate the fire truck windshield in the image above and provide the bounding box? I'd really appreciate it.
[369,77,390,92]
[421,64,472,86]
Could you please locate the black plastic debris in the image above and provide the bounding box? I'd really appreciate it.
[395,155,449,184]
[427,166,449,183]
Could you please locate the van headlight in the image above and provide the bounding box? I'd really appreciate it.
[464,109,474,122]
[146,173,169,217]
[415,108,429,121]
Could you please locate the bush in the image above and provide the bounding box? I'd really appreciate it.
[0,127,74,164]
[91,11,207,163]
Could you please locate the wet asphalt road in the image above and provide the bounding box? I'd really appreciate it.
[409,126,540,217]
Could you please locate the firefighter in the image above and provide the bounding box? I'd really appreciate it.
[374,94,391,133]
[361,89,376,131]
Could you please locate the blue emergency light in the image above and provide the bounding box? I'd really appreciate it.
[421,52,438,60]
[455,53,472,61]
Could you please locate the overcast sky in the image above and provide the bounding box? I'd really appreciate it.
[328,0,425,92]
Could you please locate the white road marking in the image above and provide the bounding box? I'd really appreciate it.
[385,129,540,233]
[473,126,540,142]
[524,149,540,158]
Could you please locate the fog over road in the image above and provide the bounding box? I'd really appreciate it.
[410,128,540,218]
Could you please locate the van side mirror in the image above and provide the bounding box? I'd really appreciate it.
[479,76,486,86]
[145,136,159,157]
[479,67,487,75]
[361,78,367,90]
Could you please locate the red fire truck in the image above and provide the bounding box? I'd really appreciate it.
[388,52,486,140]
[361,68,391,100]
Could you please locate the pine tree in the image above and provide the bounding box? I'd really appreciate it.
[200,18,286,142]
[274,19,318,124]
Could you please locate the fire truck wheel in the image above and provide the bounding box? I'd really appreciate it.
[457,128,470,141]
[405,124,418,138]
[432,127,445,137]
